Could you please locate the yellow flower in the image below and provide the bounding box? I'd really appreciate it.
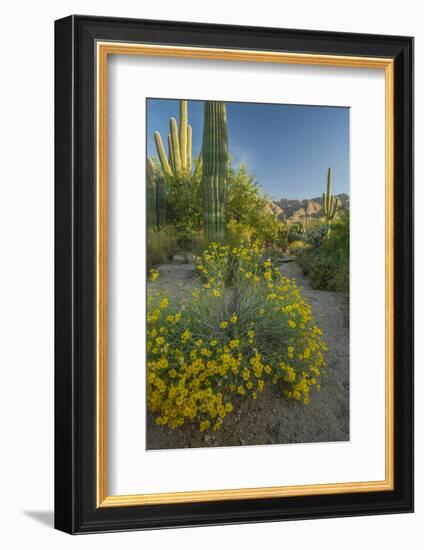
[199,420,210,431]
[181,329,191,343]
[149,269,159,282]
[155,336,165,346]
[195,338,203,347]
[288,320,296,328]
[220,321,228,329]
[213,289,220,297]
[259,308,265,316]
[159,297,169,309]
[229,339,239,349]
[230,314,238,324]
[210,339,218,347]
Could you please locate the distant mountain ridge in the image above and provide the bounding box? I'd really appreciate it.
[273,193,349,221]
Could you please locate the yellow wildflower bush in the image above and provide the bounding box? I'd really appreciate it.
[147,242,327,432]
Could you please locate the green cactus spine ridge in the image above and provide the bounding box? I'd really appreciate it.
[179,100,188,172]
[201,101,229,242]
[146,158,158,228]
[194,149,203,177]
[187,124,192,174]
[322,167,340,223]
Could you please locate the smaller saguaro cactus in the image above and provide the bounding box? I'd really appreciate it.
[146,158,168,229]
[153,100,198,178]
[322,167,340,223]
[155,173,167,228]
[146,158,158,228]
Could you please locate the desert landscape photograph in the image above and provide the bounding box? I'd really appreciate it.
[145,98,350,450]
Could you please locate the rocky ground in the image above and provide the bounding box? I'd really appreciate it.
[146,258,349,450]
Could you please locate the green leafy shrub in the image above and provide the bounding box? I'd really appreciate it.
[226,165,281,245]
[297,212,349,291]
[147,242,327,432]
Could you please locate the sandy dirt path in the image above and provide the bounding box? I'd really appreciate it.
[146,260,349,450]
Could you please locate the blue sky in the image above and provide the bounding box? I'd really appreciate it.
[147,99,349,200]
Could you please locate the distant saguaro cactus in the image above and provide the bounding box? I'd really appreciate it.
[322,167,340,223]
[201,101,229,241]
[154,100,198,177]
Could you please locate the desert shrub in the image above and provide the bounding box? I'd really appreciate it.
[297,212,349,291]
[147,242,327,432]
[302,224,329,249]
[146,227,179,270]
[166,174,202,234]
[274,224,290,252]
[280,222,306,245]
[226,165,281,246]
[287,240,311,255]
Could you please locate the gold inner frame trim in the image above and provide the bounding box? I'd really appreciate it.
[96,41,395,508]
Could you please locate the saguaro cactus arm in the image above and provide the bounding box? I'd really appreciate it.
[170,117,182,176]
[154,132,173,177]
[179,100,188,172]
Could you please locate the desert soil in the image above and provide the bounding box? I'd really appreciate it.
[146,259,349,450]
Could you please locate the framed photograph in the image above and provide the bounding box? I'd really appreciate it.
[54,15,413,534]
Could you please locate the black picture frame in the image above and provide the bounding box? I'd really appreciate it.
[55,14,414,534]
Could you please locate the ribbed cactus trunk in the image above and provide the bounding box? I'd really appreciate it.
[146,158,158,229]
[322,167,339,223]
[201,101,228,242]
[156,173,167,227]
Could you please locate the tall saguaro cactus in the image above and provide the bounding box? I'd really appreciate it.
[153,99,196,177]
[322,167,340,223]
[201,101,229,241]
